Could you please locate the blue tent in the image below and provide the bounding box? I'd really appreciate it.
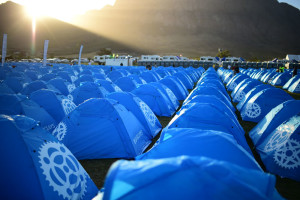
[30,89,77,124]
[165,103,251,154]
[182,95,238,123]
[236,84,273,111]
[231,78,251,98]
[132,84,176,117]
[24,70,38,81]
[0,94,57,132]
[160,77,187,100]
[240,88,294,122]
[249,100,300,146]
[283,75,299,90]
[95,79,122,93]
[57,71,72,82]
[288,78,300,93]
[271,72,292,86]
[53,98,152,159]
[79,69,92,75]
[70,82,108,105]
[140,71,159,83]
[127,74,147,85]
[0,82,15,94]
[115,77,139,92]
[21,80,48,95]
[197,80,230,100]
[107,70,125,82]
[232,80,262,103]
[0,115,98,199]
[74,74,94,87]
[262,72,277,83]
[256,114,300,181]
[101,156,282,200]
[93,73,106,80]
[47,78,70,96]
[186,86,235,112]
[173,72,194,89]
[227,74,249,91]
[148,82,179,111]
[107,92,162,137]
[153,69,171,78]
[40,73,57,82]
[138,128,260,170]
[4,77,24,93]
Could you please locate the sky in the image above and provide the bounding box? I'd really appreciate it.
[0,0,299,22]
[278,0,300,10]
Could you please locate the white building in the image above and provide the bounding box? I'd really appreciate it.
[140,55,162,62]
[286,54,300,62]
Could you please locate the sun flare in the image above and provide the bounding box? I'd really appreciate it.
[18,0,116,22]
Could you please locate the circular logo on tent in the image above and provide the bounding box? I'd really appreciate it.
[68,84,76,93]
[235,91,245,102]
[165,88,177,106]
[264,125,293,152]
[39,142,87,199]
[274,139,300,169]
[229,82,237,90]
[67,95,74,102]
[139,101,156,127]
[52,122,67,141]
[245,103,261,119]
[62,99,76,115]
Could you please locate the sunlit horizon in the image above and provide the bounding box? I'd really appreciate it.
[0,0,116,22]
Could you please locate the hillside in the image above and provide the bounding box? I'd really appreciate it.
[0,1,140,57]
[73,0,300,59]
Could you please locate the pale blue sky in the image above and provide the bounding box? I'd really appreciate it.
[278,0,300,10]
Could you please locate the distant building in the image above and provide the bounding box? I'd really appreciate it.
[286,54,300,62]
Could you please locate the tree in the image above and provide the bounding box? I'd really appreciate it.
[96,48,112,56]
[216,49,231,58]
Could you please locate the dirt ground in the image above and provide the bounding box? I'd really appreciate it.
[79,85,300,200]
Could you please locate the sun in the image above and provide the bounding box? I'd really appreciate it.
[20,0,116,22]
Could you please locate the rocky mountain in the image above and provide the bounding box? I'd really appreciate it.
[74,0,300,59]
[1,0,300,59]
[0,1,140,57]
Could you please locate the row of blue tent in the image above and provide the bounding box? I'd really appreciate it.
[0,63,204,199]
[95,68,284,199]
[217,67,300,182]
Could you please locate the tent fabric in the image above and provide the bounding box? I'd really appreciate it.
[283,75,299,90]
[166,103,251,154]
[159,77,187,100]
[231,78,252,99]
[0,115,98,200]
[236,84,273,111]
[0,82,15,94]
[115,77,139,92]
[47,78,70,96]
[74,74,94,86]
[101,156,282,200]
[70,82,108,105]
[256,114,300,181]
[57,71,72,82]
[140,71,160,83]
[232,80,262,103]
[288,78,300,93]
[271,72,292,86]
[173,72,194,89]
[240,88,294,122]
[226,74,249,91]
[95,79,122,93]
[132,84,177,117]
[39,73,57,82]
[4,77,24,93]
[21,80,48,95]
[197,80,230,100]
[148,82,179,111]
[137,128,260,170]
[107,71,125,82]
[127,74,147,85]
[186,86,235,112]
[53,98,152,159]
[0,94,56,132]
[106,92,162,137]
[249,100,300,146]
[30,89,77,124]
